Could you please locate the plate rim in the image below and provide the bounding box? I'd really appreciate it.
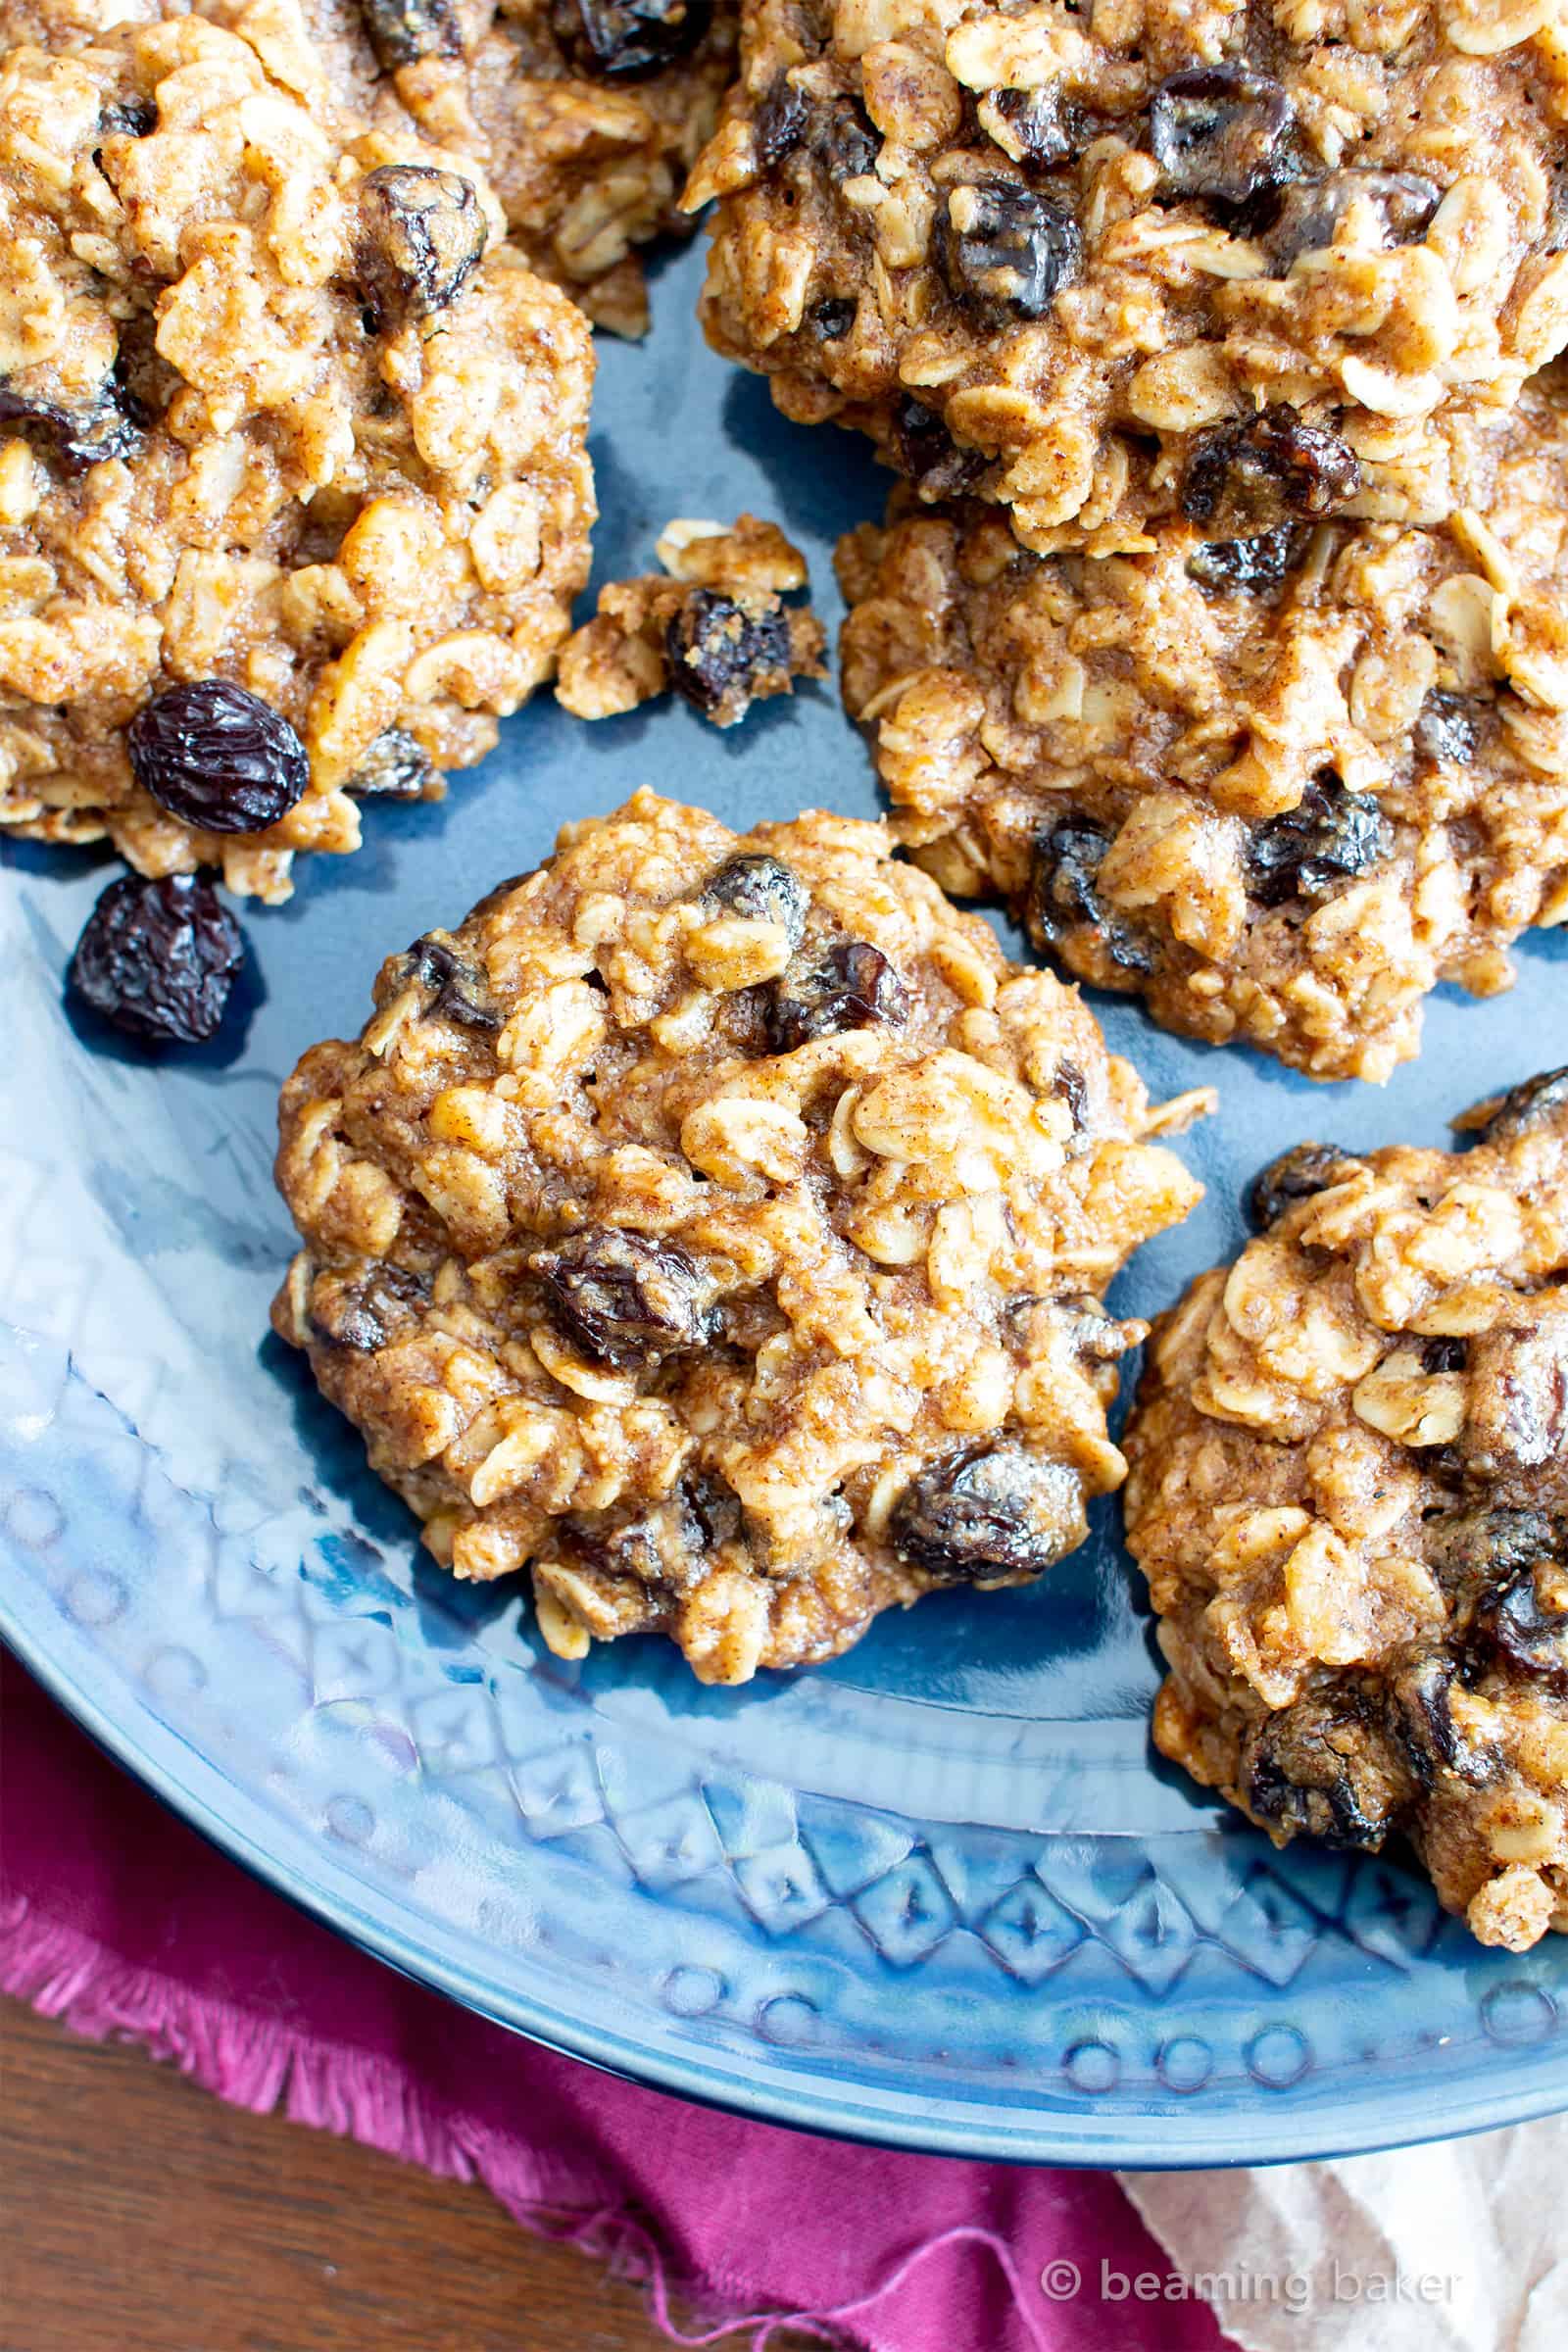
[6,1575,1567,2172]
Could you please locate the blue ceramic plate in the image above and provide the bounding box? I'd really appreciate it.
[4,239,1566,2168]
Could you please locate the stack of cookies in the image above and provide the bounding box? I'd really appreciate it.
[686,0,1568,1081]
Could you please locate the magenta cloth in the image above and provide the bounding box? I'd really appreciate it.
[1,1651,1230,2352]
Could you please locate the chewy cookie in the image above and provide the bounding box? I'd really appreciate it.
[0,2,595,901]
[838,368,1568,1082]
[306,0,736,335]
[686,0,1568,551]
[272,790,1202,1682]
[556,513,826,724]
[1124,1073,1568,1952]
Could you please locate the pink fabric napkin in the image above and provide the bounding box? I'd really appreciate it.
[0,1648,1229,2352]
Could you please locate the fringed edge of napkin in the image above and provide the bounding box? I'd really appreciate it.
[0,1886,1049,2352]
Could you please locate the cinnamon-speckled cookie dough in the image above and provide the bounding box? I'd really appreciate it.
[1125,1073,1568,1951]
[305,0,736,335]
[686,0,1568,552]
[557,514,827,724]
[0,1,595,901]
[838,368,1568,1082]
[271,790,1202,1682]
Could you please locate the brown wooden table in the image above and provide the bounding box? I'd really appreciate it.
[0,1997,818,2351]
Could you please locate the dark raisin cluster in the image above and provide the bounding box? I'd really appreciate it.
[0,370,148,474]
[890,1444,1084,1583]
[357,165,487,327]
[1182,407,1361,535]
[666,592,792,724]
[1028,823,1154,976]
[393,935,504,1030]
[936,178,1080,318]
[1246,774,1393,907]
[765,940,909,1052]
[68,873,245,1047]
[359,0,462,73]
[554,0,710,77]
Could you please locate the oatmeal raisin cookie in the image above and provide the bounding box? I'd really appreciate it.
[271,789,1202,1682]
[837,368,1568,1082]
[0,0,596,901]
[687,0,1568,551]
[557,514,827,725]
[1124,1072,1568,1952]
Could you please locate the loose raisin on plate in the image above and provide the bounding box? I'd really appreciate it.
[309,1261,430,1353]
[1028,822,1155,975]
[1149,65,1294,208]
[534,1229,712,1368]
[666,591,792,726]
[890,1443,1086,1583]
[360,0,462,72]
[67,872,244,1047]
[555,0,710,79]
[1182,407,1360,535]
[346,727,433,799]
[936,178,1080,318]
[986,85,1075,172]
[396,934,503,1029]
[700,853,809,950]
[1239,1696,1410,1852]
[1412,689,1478,769]
[1469,1067,1568,1148]
[1266,169,1440,270]
[1247,774,1392,907]
[0,370,147,474]
[766,940,909,1051]
[893,396,986,497]
[1185,525,1302,596]
[127,680,310,835]
[358,165,487,326]
[1246,1141,1356,1231]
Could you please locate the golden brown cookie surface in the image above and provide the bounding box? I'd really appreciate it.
[1124,1074,1568,1952]
[272,789,1202,1682]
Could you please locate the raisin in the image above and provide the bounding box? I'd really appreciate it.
[1386,1653,1495,1788]
[755,73,809,168]
[1149,66,1295,208]
[936,178,1080,318]
[1474,1560,1568,1691]
[1053,1058,1088,1127]
[1182,407,1360,535]
[554,0,710,77]
[809,296,857,340]
[346,727,433,799]
[666,592,792,726]
[892,396,986,497]
[358,166,486,326]
[0,370,147,474]
[1185,525,1303,596]
[127,680,309,835]
[1464,1319,1568,1482]
[1420,1337,1468,1374]
[766,940,909,1052]
[1430,1508,1556,1618]
[814,96,880,180]
[67,872,244,1048]
[1239,1697,1409,1852]
[309,1261,430,1353]
[1265,170,1440,270]
[396,934,503,1030]
[534,1229,712,1368]
[359,0,462,72]
[1246,1141,1356,1230]
[988,85,1074,172]
[1028,821,1154,975]
[1247,774,1392,907]
[555,1470,742,1589]
[1412,689,1478,769]
[890,1444,1085,1584]
[1470,1068,1568,1149]
[96,97,156,140]
[700,853,809,950]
